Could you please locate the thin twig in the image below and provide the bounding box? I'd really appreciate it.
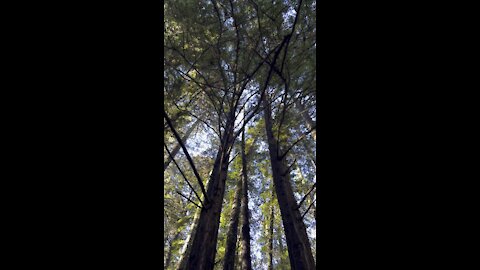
[231,34,291,141]
[176,191,202,209]
[301,198,316,220]
[282,159,297,176]
[228,152,240,165]
[171,105,221,138]
[279,125,316,160]
[296,182,316,209]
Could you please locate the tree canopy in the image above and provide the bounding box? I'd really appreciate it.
[164,0,316,269]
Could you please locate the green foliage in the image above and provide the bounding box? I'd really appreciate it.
[164,0,316,268]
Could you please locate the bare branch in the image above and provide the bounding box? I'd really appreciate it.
[176,191,202,209]
[232,34,291,140]
[231,40,283,120]
[282,158,297,176]
[164,143,205,209]
[171,103,221,138]
[164,109,209,204]
[296,183,316,210]
[301,198,316,220]
[228,152,240,165]
[165,45,221,91]
[280,0,303,74]
[279,125,316,160]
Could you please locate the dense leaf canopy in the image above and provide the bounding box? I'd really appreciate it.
[164,0,316,269]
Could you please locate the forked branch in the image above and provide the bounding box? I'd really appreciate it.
[164,109,209,204]
[164,143,205,209]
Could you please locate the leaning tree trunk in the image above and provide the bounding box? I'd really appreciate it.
[175,193,203,269]
[239,130,252,270]
[263,97,316,270]
[222,176,242,270]
[178,113,236,270]
[164,119,200,170]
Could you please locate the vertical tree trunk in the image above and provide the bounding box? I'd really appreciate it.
[267,191,274,270]
[222,177,242,270]
[164,119,200,170]
[239,130,253,270]
[263,97,316,270]
[178,114,236,270]
[278,232,287,270]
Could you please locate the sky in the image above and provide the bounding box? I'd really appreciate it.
[167,3,316,265]
[181,119,316,269]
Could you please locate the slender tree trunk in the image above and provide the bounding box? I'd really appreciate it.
[165,230,182,269]
[263,97,316,270]
[179,114,236,270]
[164,119,200,170]
[167,192,193,270]
[239,130,252,270]
[278,232,287,270]
[176,188,204,269]
[295,100,316,141]
[222,177,242,270]
[267,191,274,270]
[176,196,203,269]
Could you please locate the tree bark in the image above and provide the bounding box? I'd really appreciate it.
[263,97,316,270]
[222,177,242,270]
[178,114,236,270]
[175,197,202,269]
[239,130,253,270]
[164,119,200,171]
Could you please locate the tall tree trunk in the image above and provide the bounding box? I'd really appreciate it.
[222,177,242,270]
[166,192,193,270]
[178,114,236,270]
[263,97,316,270]
[239,130,252,270]
[164,119,200,170]
[176,195,203,269]
[267,190,274,270]
[295,100,316,141]
[278,232,287,270]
